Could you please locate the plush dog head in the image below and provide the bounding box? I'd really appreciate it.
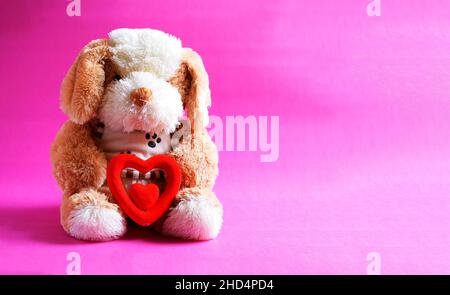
[60,28,211,137]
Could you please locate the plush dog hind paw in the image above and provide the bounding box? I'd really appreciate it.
[68,205,127,241]
[161,192,223,240]
[66,190,127,241]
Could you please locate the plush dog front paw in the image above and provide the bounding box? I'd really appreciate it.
[62,189,127,241]
[160,189,223,240]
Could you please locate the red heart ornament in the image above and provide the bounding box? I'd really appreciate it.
[106,154,181,226]
[128,183,159,211]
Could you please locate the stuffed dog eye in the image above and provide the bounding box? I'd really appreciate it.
[113,74,122,81]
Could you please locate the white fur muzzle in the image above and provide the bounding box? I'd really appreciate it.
[99,72,183,133]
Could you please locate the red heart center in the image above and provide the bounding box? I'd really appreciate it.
[128,183,160,211]
[106,154,181,226]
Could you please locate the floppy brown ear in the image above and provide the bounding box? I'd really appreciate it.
[60,39,111,124]
[171,48,211,143]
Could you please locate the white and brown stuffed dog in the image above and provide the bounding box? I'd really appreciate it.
[50,28,223,241]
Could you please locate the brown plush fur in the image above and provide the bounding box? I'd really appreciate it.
[60,39,111,124]
[182,49,212,140]
[170,129,218,189]
[50,121,107,195]
[51,37,221,241]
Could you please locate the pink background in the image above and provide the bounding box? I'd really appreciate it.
[1,0,450,274]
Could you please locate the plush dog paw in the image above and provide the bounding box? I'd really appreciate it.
[160,190,223,240]
[65,189,127,241]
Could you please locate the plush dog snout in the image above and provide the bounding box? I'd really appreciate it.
[130,87,152,107]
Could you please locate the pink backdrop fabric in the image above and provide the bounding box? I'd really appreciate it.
[1,0,450,274]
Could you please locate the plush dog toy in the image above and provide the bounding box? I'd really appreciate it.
[50,28,223,241]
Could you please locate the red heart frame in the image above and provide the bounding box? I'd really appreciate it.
[106,154,181,226]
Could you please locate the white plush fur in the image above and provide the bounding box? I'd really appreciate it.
[109,28,182,80]
[99,72,183,133]
[162,196,223,240]
[68,205,127,241]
